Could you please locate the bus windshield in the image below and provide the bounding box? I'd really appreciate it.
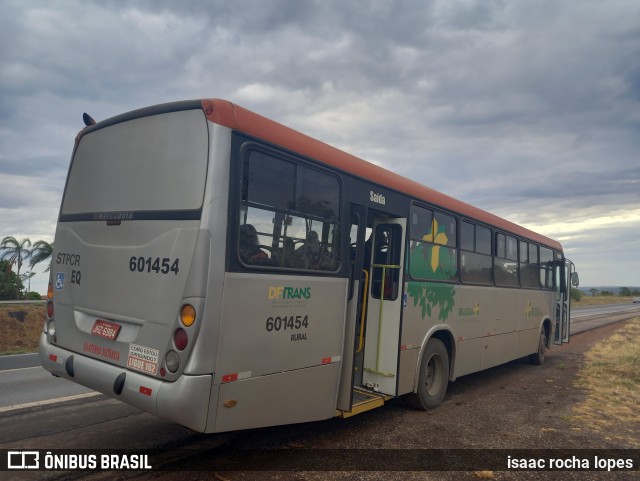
[61,109,209,217]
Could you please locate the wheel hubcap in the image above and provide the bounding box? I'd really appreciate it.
[425,354,442,396]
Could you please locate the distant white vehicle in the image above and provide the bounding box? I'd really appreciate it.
[633,297,640,304]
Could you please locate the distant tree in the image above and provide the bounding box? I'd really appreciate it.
[619,287,632,297]
[571,288,582,302]
[20,271,36,298]
[600,290,614,297]
[589,288,599,297]
[26,291,42,300]
[30,240,53,272]
[0,236,32,300]
[0,260,22,300]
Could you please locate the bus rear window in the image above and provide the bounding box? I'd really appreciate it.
[61,109,208,218]
[238,147,341,271]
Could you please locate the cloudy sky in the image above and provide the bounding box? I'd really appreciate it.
[1,0,639,294]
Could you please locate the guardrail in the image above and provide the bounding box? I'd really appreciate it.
[0,300,47,305]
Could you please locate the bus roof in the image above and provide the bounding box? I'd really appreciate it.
[204,99,561,252]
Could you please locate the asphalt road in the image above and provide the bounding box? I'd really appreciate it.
[570,302,640,334]
[0,360,95,411]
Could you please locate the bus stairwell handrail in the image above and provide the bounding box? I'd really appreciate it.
[357,269,370,354]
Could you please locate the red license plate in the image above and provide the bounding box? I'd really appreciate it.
[91,319,121,341]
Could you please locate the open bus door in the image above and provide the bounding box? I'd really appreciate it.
[338,211,407,415]
[362,217,406,396]
[554,258,577,345]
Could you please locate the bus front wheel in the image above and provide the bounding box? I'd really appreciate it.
[529,328,547,365]
[409,338,450,410]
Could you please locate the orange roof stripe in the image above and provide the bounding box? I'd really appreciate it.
[201,99,562,251]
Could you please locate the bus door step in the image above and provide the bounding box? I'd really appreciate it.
[337,388,391,418]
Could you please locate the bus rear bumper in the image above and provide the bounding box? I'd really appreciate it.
[39,333,213,432]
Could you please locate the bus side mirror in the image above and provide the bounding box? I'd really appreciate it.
[571,272,579,287]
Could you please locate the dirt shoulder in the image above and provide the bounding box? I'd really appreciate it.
[121,319,638,481]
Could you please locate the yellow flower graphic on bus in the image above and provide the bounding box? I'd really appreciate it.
[410,217,456,280]
[425,218,448,272]
[407,215,457,321]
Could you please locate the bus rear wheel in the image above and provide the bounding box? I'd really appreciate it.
[408,338,450,410]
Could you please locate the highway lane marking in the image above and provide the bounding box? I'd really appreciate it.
[0,366,43,374]
[0,392,101,414]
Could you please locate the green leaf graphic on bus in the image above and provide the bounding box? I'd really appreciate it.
[407,217,456,321]
[407,282,455,321]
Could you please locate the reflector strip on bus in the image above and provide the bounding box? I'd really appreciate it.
[221,371,252,383]
[321,356,341,365]
[139,386,153,396]
[49,354,58,362]
[400,344,416,351]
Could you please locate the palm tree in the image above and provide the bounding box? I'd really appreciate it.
[30,240,54,272]
[20,271,36,298]
[0,236,32,300]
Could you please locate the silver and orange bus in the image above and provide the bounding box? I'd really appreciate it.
[40,99,578,432]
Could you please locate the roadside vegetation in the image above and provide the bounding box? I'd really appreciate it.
[570,317,640,447]
[571,286,640,307]
[0,303,45,355]
[0,237,53,300]
[573,295,639,308]
[585,287,640,298]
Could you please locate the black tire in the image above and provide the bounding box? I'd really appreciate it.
[408,338,450,410]
[529,328,547,365]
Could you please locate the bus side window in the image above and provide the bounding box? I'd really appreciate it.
[460,221,492,285]
[408,206,457,282]
[495,233,518,287]
[540,247,554,289]
[239,146,342,272]
[371,224,401,300]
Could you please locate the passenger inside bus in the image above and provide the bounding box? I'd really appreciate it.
[281,237,302,268]
[294,230,338,271]
[239,224,269,264]
[297,231,321,268]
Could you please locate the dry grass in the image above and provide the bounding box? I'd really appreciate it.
[473,471,495,479]
[0,304,45,355]
[573,295,636,307]
[570,317,640,447]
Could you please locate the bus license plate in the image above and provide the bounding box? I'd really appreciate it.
[91,319,121,341]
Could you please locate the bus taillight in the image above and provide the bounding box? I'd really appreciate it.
[174,328,188,351]
[46,283,56,342]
